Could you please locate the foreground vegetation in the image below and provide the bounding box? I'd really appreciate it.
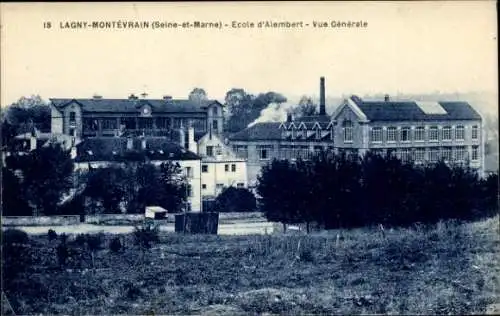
[3,216,499,315]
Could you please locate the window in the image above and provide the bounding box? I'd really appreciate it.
[202,165,208,173]
[185,167,193,178]
[69,128,76,137]
[216,183,224,191]
[455,146,466,161]
[69,112,76,123]
[387,127,397,142]
[472,145,479,161]
[400,127,411,142]
[237,183,244,188]
[102,118,118,130]
[225,164,229,172]
[442,126,452,141]
[156,117,170,129]
[232,145,248,158]
[442,147,452,162]
[370,127,382,142]
[398,148,411,163]
[231,164,236,172]
[212,120,218,131]
[206,146,214,157]
[472,125,479,140]
[429,126,439,141]
[415,126,425,141]
[429,147,439,162]
[186,184,193,197]
[414,148,425,162]
[202,184,207,190]
[258,145,272,160]
[315,128,321,140]
[212,107,218,116]
[342,120,353,142]
[137,117,153,129]
[455,125,465,141]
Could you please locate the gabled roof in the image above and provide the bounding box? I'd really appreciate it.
[75,137,200,162]
[50,98,222,114]
[229,122,282,141]
[349,96,481,121]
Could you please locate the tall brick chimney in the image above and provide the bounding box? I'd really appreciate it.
[319,77,326,116]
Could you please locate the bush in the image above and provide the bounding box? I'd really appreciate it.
[215,187,258,213]
[2,229,32,282]
[109,236,123,253]
[3,228,29,245]
[47,229,58,241]
[133,224,159,249]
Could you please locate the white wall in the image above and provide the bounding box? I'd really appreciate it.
[200,160,248,197]
[51,105,63,134]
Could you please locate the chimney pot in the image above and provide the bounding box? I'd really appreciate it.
[319,77,326,116]
[286,113,292,123]
[163,95,172,100]
[128,94,138,100]
[384,94,390,102]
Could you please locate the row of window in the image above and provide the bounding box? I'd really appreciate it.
[249,144,480,162]
[372,145,480,163]
[368,125,479,143]
[81,117,209,132]
[201,182,245,190]
[201,164,237,173]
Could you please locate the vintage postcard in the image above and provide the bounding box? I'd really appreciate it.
[1,1,498,315]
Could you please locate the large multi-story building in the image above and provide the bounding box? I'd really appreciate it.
[229,77,485,185]
[332,94,484,173]
[50,94,224,139]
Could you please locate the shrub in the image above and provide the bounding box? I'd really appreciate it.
[3,228,29,245]
[86,233,104,252]
[47,229,58,241]
[109,236,123,253]
[215,187,257,212]
[133,224,159,249]
[56,242,70,267]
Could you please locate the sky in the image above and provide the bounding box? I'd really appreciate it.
[1,1,497,108]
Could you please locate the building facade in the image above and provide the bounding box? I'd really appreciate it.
[196,133,248,199]
[332,95,484,174]
[228,78,485,184]
[50,95,224,139]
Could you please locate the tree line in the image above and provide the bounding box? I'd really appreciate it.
[2,143,257,216]
[2,144,189,216]
[257,152,499,231]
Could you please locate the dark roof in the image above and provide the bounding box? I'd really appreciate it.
[75,137,200,162]
[353,98,481,121]
[50,98,221,114]
[229,122,282,141]
[296,115,331,123]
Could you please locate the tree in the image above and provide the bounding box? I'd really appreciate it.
[3,95,51,134]
[257,159,306,230]
[17,144,74,215]
[1,167,32,216]
[188,88,208,103]
[292,96,317,117]
[215,187,257,213]
[224,89,288,133]
[84,166,129,214]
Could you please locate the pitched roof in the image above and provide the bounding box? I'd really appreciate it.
[352,98,481,121]
[229,122,282,141]
[50,98,221,114]
[75,137,200,162]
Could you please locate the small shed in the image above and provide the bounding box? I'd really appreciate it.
[145,206,168,220]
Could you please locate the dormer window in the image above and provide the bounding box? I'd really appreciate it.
[69,112,76,123]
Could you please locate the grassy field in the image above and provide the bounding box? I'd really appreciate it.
[3,216,499,315]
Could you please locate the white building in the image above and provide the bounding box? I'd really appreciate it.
[197,133,248,199]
